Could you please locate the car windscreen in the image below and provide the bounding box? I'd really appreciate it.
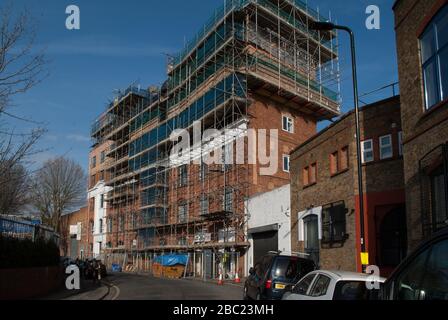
[270,257,314,283]
[333,281,381,300]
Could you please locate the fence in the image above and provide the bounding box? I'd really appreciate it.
[0,216,60,245]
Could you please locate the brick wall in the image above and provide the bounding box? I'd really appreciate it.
[394,0,448,249]
[60,207,89,259]
[290,97,404,272]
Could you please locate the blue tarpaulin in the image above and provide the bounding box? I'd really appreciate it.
[153,254,188,266]
[111,264,122,272]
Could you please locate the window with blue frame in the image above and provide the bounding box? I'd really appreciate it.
[420,5,448,109]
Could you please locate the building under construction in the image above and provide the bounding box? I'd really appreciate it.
[90,0,340,279]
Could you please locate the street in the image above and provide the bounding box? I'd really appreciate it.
[103,273,243,300]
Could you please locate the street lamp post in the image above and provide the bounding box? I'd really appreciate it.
[310,22,367,272]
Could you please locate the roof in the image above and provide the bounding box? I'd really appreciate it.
[309,270,386,283]
[290,95,401,156]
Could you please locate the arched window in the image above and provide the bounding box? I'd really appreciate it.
[420,5,448,109]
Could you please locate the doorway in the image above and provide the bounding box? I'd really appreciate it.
[304,214,320,266]
[377,206,407,268]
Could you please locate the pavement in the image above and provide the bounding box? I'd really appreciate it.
[40,278,112,301]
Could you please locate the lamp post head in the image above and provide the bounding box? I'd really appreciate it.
[309,21,336,31]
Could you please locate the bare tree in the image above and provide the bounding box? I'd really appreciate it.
[31,157,86,235]
[0,162,29,215]
[0,3,47,215]
[0,3,46,112]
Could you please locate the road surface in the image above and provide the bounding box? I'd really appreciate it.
[104,273,243,300]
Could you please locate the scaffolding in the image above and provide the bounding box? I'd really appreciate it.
[91,0,340,279]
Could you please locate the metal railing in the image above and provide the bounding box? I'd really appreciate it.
[171,0,333,67]
[0,216,60,245]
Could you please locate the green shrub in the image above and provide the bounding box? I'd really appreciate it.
[0,235,60,269]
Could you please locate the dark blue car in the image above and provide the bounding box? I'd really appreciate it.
[244,253,316,300]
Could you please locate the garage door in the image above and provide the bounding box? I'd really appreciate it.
[70,238,78,260]
[253,231,278,265]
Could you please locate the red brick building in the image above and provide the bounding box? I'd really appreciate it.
[290,96,406,275]
[393,0,448,249]
[90,0,341,278]
[60,207,90,259]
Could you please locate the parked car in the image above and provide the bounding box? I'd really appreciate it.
[282,270,386,301]
[244,252,316,300]
[381,228,448,300]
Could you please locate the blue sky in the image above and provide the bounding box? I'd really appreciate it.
[6,0,398,172]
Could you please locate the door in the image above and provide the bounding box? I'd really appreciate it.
[70,237,78,260]
[378,206,407,268]
[204,250,213,279]
[252,231,278,265]
[304,215,320,266]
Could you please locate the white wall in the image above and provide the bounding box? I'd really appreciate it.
[88,181,112,258]
[245,184,291,275]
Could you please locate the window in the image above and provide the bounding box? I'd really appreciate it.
[398,132,403,156]
[303,163,317,187]
[283,155,290,172]
[100,151,106,164]
[309,163,317,184]
[90,175,96,188]
[99,219,103,233]
[430,166,448,230]
[222,145,232,172]
[200,194,209,216]
[380,135,393,160]
[420,5,448,109]
[100,194,104,208]
[334,281,376,300]
[340,146,349,171]
[270,257,313,282]
[119,216,124,232]
[91,156,97,169]
[199,162,208,181]
[331,147,349,176]
[293,274,316,295]
[178,165,188,187]
[303,167,309,186]
[282,115,294,133]
[132,213,137,229]
[90,221,94,234]
[330,151,339,175]
[107,219,113,233]
[100,170,105,181]
[178,236,187,246]
[322,201,347,244]
[361,140,374,163]
[178,202,188,223]
[310,275,331,297]
[224,187,233,212]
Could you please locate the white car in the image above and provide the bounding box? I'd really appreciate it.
[282,270,386,301]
